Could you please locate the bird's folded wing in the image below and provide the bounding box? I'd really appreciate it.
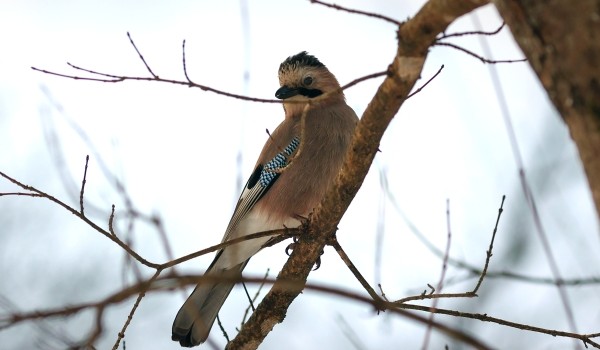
[221,136,300,243]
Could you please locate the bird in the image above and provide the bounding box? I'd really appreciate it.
[171,51,358,347]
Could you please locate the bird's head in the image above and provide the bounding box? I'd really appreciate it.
[275,52,343,116]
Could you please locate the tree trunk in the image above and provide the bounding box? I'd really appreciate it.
[493,0,600,219]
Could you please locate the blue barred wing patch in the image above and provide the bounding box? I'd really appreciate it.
[259,136,300,187]
[222,136,300,240]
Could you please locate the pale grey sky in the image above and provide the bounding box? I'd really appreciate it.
[1,1,598,349]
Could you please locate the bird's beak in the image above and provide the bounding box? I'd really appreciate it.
[275,86,299,99]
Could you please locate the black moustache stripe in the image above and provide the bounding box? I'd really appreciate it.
[298,88,323,98]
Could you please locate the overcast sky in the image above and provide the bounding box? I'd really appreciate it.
[1,1,599,349]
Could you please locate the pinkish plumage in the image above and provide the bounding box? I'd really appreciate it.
[172,52,357,347]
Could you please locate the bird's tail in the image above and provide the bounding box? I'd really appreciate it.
[172,261,246,347]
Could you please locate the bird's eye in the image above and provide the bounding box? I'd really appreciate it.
[303,76,313,86]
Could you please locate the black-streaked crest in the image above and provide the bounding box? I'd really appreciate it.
[279,51,325,74]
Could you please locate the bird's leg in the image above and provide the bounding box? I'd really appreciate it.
[284,214,333,271]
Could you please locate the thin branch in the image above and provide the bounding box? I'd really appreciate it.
[242,269,270,324]
[396,195,505,304]
[126,32,158,78]
[472,11,579,337]
[0,169,157,268]
[374,165,388,287]
[384,185,600,286]
[33,31,385,109]
[422,199,453,350]
[31,65,279,103]
[112,269,163,350]
[152,214,176,264]
[10,273,598,349]
[159,228,299,270]
[439,21,505,39]
[109,204,116,236]
[0,169,298,271]
[378,284,389,302]
[2,275,494,350]
[216,314,230,344]
[330,238,382,302]
[336,313,368,350]
[473,195,504,294]
[182,39,192,83]
[469,270,600,286]
[407,64,444,99]
[241,282,255,312]
[434,42,527,64]
[340,70,388,91]
[79,155,89,215]
[0,192,44,198]
[31,66,125,82]
[310,0,401,26]
[400,303,600,349]
[440,199,452,290]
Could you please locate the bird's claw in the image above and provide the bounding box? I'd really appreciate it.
[313,250,324,271]
[285,236,299,256]
[285,237,324,270]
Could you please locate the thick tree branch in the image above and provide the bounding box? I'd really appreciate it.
[493,0,600,219]
[227,0,490,348]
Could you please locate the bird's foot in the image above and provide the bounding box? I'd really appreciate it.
[285,236,324,271]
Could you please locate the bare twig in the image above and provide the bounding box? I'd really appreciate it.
[383,186,600,287]
[216,314,230,343]
[0,192,44,198]
[79,155,89,215]
[330,238,382,302]
[440,199,453,290]
[152,214,176,264]
[378,284,389,302]
[160,228,299,270]
[472,195,505,294]
[422,199,453,350]
[400,303,600,349]
[375,166,388,286]
[112,269,163,350]
[9,272,598,349]
[396,195,505,304]
[242,269,270,324]
[33,31,387,112]
[336,313,368,350]
[407,64,444,99]
[127,32,158,78]
[1,274,494,350]
[0,169,298,271]
[182,39,192,83]
[241,283,255,312]
[472,11,579,338]
[434,42,527,64]
[439,22,505,39]
[310,0,401,26]
[109,204,116,236]
[31,65,279,103]
[0,169,156,268]
[340,70,388,91]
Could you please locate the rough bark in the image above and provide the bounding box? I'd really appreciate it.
[493,0,600,219]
